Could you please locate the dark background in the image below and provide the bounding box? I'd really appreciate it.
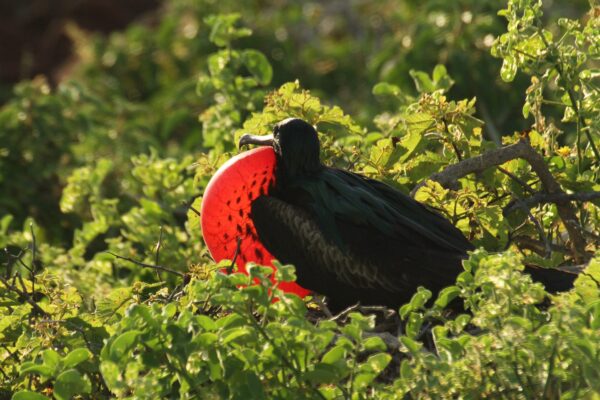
[0,0,159,87]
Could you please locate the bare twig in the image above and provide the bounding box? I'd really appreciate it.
[312,295,333,318]
[29,223,36,271]
[521,201,552,257]
[581,272,600,288]
[0,275,48,317]
[106,252,185,277]
[512,236,569,256]
[227,237,242,274]
[329,302,395,322]
[411,140,588,261]
[504,191,600,214]
[29,223,37,296]
[497,166,536,194]
[188,205,201,218]
[4,248,32,275]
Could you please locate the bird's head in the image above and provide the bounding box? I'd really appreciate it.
[239,118,321,179]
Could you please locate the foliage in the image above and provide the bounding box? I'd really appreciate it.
[1,0,600,398]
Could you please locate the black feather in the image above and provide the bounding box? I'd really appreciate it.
[246,118,575,310]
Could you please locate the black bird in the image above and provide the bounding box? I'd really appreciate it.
[238,118,575,310]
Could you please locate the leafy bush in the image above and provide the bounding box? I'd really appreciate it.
[1,0,599,398]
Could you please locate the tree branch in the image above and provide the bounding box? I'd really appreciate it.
[410,141,532,195]
[411,140,589,261]
[0,275,48,317]
[504,191,600,214]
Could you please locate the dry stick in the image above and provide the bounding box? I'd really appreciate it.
[497,166,536,194]
[226,237,242,274]
[504,191,600,214]
[512,236,569,256]
[513,199,552,258]
[0,275,48,317]
[329,302,394,322]
[410,140,588,261]
[188,205,201,217]
[29,223,37,297]
[106,252,185,277]
[4,248,32,275]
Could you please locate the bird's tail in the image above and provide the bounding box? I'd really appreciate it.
[524,265,577,293]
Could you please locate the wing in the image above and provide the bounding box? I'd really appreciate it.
[250,196,414,308]
[277,168,473,293]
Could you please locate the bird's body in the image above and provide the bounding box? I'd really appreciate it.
[236,118,475,310]
[203,118,576,311]
[251,164,472,310]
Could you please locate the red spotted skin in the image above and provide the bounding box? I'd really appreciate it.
[201,146,311,297]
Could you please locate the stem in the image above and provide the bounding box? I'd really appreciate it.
[537,26,600,162]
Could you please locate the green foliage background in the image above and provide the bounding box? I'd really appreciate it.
[1,0,600,398]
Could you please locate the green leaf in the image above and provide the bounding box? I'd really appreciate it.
[366,353,391,373]
[353,353,391,391]
[196,315,217,331]
[242,50,273,85]
[221,327,252,344]
[409,70,435,92]
[62,348,91,369]
[109,330,140,361]
[195,332,219,347]
[41,349,60,375]
[322,345,346,364]
[500,55,518,82]
[432,64,454,91]
[273,261,297,282]
[19,364,54,378]
[400,359,413,379]
[408,288,432,311]
[11,391,50,400]
[304,363,342,384]
[403,113,434,136]
[53,369,91,400]
[363,336,387,352]
[400,336,422,354]
[405,312,424,338]
[99,361,121,392]
[434,286,460,309]
[372,82,401,97]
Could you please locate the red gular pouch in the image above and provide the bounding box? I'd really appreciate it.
[201,146,311,298]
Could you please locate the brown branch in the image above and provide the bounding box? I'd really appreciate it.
[188,205,201,218]
[410,141,533,195]
[411,140,588,261]
[512,236,569,256]
[0,275,48,317]
[504,191,600,214]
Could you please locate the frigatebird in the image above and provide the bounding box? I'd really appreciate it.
[202,118,575,310]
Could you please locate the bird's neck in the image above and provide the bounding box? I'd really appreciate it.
[274,157,323,187]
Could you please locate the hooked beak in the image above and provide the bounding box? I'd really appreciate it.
[239,133,274,149]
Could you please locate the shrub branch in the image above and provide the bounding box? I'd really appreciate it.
[411,140,589,261]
